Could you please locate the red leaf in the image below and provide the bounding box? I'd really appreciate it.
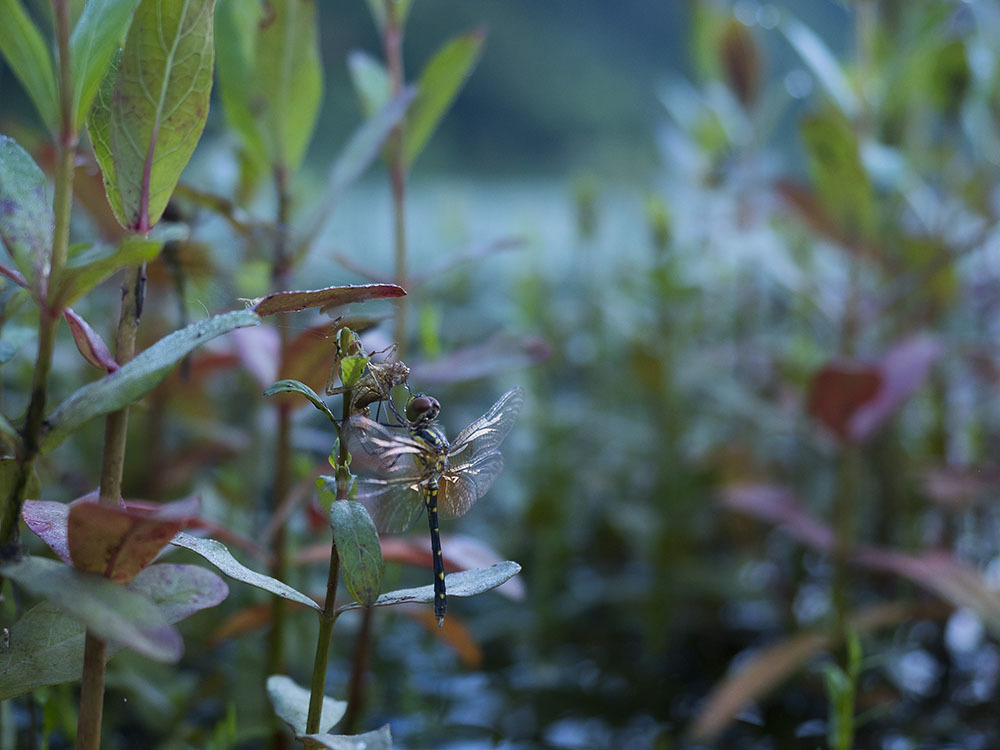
[806,362,881,441]
[68,500,198,583]
[252,284,405,317]
[64,308,119,372]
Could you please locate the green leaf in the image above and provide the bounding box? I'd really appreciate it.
[266,674,346,735]
[214,0,267,169]
[69,0,143,130]
[800,110,877,244]
[88,49,127,227]
[50,231,179,310]
[254,0,323,173]
[0,0,58,130]
[264,379,337,424]
[0,135,54,296]
[338,355,369,389]
[42,309,261,452]
[405,29,485,168]
[1,556,181,662]
[300,725,393,750]
[329,499,383,608]
[337,561,521,614]
[0,415,21,454]
[0,562,226,700]
[107,0,216,231]
[170,531,321,611]
[780,15,859,118]
[347,50,390,118]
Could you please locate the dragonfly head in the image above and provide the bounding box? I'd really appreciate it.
[406,394,440,425]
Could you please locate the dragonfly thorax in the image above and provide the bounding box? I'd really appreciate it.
[411,422,450,474]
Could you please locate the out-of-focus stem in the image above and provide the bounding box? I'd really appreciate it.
[385,9,408,359]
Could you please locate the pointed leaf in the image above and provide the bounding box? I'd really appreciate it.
[254,0,323,173]
[0,0,58,129]
[253,284,405,317]
[70,0,143,130]
[300,725,393,750]
[170,531,320,611]
[1,556,181,661]
[42,309,261,452]
[263,379,337,424]
[806,362,881,442]
[329,498,383,608]
[0,135,54,295]
[68,501,193,583]
[347,50,390,118]
[214,0,267,168]
[266,674,346,735]
[405,30,486,168]
[337,561,521,614]
[22,500,72,565]
[130,562,229,623]
[108,0,215,231]
[88,48,128,226]
[65,307,119,372]
[50,231,181,309]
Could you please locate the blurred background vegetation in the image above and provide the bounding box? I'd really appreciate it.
[4,0,1000,748]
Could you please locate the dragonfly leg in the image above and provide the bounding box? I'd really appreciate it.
[424,483,446,627]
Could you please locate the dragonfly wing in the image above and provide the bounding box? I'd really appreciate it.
[345,415,426,474]
[351,477,427,534]
[447,387,524,467]
[438,451,504,520]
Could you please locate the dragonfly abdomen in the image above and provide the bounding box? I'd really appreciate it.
[422,477,447,627]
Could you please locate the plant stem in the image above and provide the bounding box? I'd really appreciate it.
[305,386,352,734]
[76,265,144,750]
[0,0,77,553]
[384,8,408,359]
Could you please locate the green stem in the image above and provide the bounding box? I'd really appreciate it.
[305,386,352,734]
[76,265,144,750]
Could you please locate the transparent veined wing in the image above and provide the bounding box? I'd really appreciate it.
[438,450,505,519]
[350,475,428,534]
[345,414,427,472]
[446,387,523,469]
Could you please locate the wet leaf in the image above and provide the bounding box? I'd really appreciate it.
[68,501,194,583]
[0,0,58,130]
[405,29,486,168]
[254,0,323,173]
[266,674,346,735]
[64,307,118,372]
[253,284,405,317]
[337,561,521,614]
[329,499,384,608]
[1,556,181,662]
[106,0,215,231]
[69,0,142,130]
[264,379,337,424]
[170,531,320,611]
[0,135,54,296]
[300,725,392,750]
[42,309,261,452]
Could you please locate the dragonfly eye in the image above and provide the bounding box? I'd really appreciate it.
[406,395,440,422]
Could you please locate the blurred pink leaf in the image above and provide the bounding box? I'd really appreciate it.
[64,308,118,372]
[409,334,550,384]
[230,324,279,388]
[22,500,72,565]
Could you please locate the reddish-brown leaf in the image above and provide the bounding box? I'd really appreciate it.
[253,284,405,317]
[806,362,880,441]
[64,307,118,372]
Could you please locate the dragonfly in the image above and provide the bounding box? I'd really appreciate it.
[345,387,523,626]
